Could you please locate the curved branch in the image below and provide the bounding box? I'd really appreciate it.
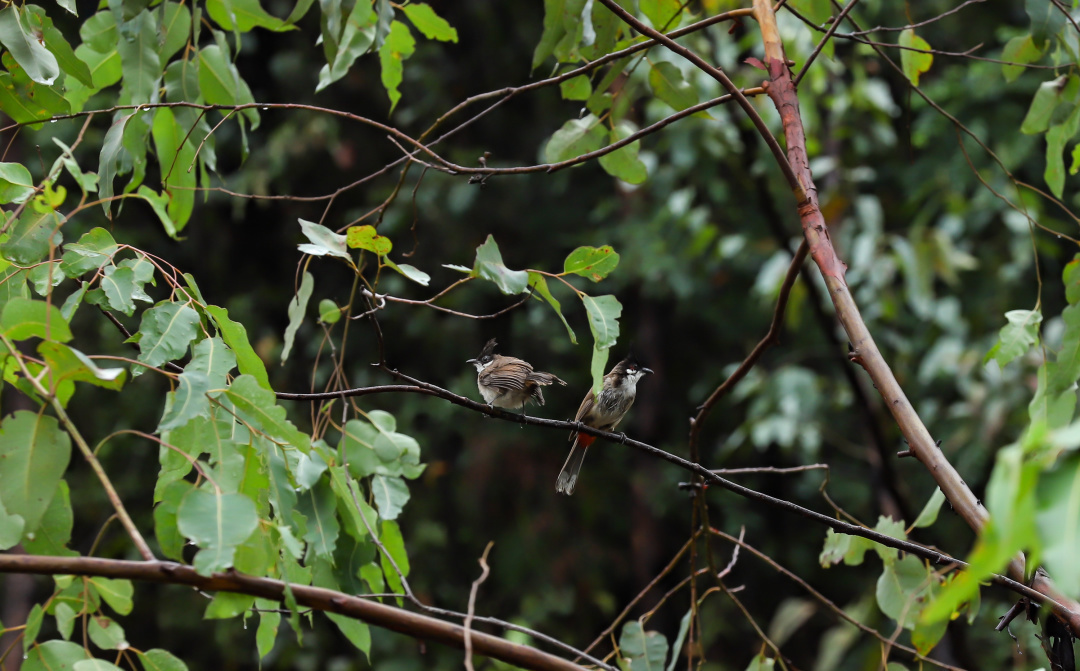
[751,0,1080,634]
[0,554,585,671]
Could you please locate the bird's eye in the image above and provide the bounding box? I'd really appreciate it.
[481,355,492,364]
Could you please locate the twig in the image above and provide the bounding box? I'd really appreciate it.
[464,542,494,671]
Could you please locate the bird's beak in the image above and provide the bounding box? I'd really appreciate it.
[642,367,654,375]
[466,358,477,365]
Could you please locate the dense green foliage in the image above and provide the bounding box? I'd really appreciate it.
[1,0,1080,670]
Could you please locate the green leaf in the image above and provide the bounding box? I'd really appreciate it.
[206,0,291,32]
[1036,453,1080,594]
[898,30,933,86]
[1028,0,1068,48]
[137,301,200,369]
[648,62,697,112]
[818,528,874,567]
[401,3,456,42]
[117,10,163,104]
[0,65,68,124]
[24,640,89,670]
[72,657,125,671]
[59,228,118,278]
[223,374,311,452]
[158,3,192,61]
[0,497,24,550]
[205,592,256,619]
[98,113,134,218]
[744,653,776,671]
[528,272,576,343]
[1,207,62,265]
[379,519,410,595]
[137,649,189,671]
[1001,34,1042,82]
[177,488,259,575]
[382,258,430,286]
[50,138,99,194]
[589,345,609,396]
[0,6,59,85]
[599,123,648,184]
[296,480,339,558]
[559,75,591,101]
[1022,75,1074,135]
[0,162,35,204]
[327,613,371,657]
[39,341,126,392]
[876,554,932,628]
[198,43,259,129]
[640,0,681,30]
[912,488,946,528]
[91,577,133,615]
[151,107,197,232]
[532,0,567,69]
[984,309,1042,368]
[55,602,76,639]
[0,411,71,533]
[281,271,314,364]
[81,11,117,52]
[154,480,191,559]
[582,293,621,350]
[88,616,127,650]
[471,235,528,294]
[100,265,136,315]
[21,479,74,556]
[563,245,620,282]
[255,599,280,659]
[24,6,93,87]
[2,297,73,342]
[346,224,392,255]
[544,114,606,163]
[1044,104,1080,198]
[135,186,177,237]
[371,474,409,520]
[299,218,351,259]
[378,20,416,113]
[619,621,669,671]
[316,0,377,91]
[205,305,271,390]
[318,298,341,325]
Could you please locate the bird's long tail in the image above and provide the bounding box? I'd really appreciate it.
[556,435,594,495]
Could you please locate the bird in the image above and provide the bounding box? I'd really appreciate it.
[556,355,653,495]
[466,338,566,415]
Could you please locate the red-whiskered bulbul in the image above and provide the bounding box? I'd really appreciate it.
[467,339,566,414]
[556,356,653,495]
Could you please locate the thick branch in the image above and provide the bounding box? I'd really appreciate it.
[0,554,585,671]
[750,0,1080,634]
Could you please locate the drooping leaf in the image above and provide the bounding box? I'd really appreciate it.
[912,488,947,529]
[136,648,189,671]
[379,519,410,595]
[1001,34,1043,82]
[98,113,134,218]
[599,123,648,184]
[177,488,259,575]
[198,43,260,128]
[205,305,271,390]
[59,228,118,278]
[206,0,291,32]
[281,271,314,364]
[378,20,416,113]
[899,30,933,86]
[151,107,197,232]
[296,480,339,558]
[471,235,528,294]
[117,10,163,104]
[23,6,93,87]
[0,6,59,85]
[1,207,62,266]
[0,411,71,534]
[382,258,430,286]
[316,0,377,91]
[38,342,126,392]
[528,272,576,343]
[223,374,311,452]
[370,474,409,520]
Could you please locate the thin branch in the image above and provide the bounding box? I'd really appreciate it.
[464,542,494,671]
[0,554,587,671]
[276,366,1058,609]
